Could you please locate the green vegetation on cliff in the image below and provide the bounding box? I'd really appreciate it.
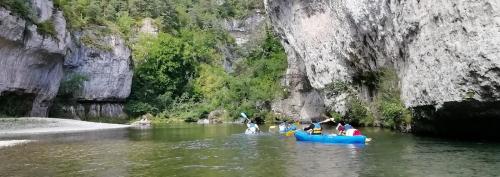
[53,0,262,37]
[115,0,286,122]
[126,28,286,122]
[42,0,275,122]
[0,0,32,20]
[375,69,412,130]
[328,69,412,130]
[1,0,57,37]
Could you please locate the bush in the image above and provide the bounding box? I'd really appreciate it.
[0,0,33,20]
[115,11,135,38]
[126,33,197,117]
[58,73,89,98]
[342,68,412,129]
[346,96,374,126]
[49,73,88,117]
[36,20,57,37]
[375,68,412,129]
[217,0,264,19]
[325,80,351,95]
[80,34,113,51]
[125,101,158,116]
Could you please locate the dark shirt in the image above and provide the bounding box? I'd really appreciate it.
[303,124,315,131]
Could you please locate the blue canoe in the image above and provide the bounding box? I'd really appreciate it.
[294,130,366,144]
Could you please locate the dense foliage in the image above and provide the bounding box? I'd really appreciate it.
[193,30,287,120]
[375,69,412,129]
[327,69,412,130]
[111,0,286,122]
[126,28,287,122]
[52,0,262,37]
[0,0,32,20]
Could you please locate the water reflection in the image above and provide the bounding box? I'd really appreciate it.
[0,125,499,177]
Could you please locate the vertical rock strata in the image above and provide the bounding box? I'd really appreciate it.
[62,31,133,119]
[0,5,69,117]
[0,0,132,119]
[266,0,500,137]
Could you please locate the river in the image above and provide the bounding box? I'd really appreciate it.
[0,124,499,177]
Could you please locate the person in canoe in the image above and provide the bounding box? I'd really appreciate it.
[245,119,260,134]
[303,119,323,135]
[328,120,363,136]
[288,120,298,131]
[318,117,346,135]
[241,112,260,134]
[278,120,289,132]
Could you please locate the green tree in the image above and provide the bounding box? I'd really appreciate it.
[85,0,102,24]
[103,0,119,21]
[127,33,196,116]
[116,11,135,37]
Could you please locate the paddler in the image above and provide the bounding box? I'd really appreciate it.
[247,120,260,133]
[303,118,322,135]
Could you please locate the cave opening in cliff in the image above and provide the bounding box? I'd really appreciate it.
[412,100,500,141]
[0,91,35,117]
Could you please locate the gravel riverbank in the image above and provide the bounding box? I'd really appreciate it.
[0,117,131,138]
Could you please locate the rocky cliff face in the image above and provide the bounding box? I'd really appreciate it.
[0,3,70,117]
[266,0,500,137]
[0,0,132,119]
[223,9,268,72]
[225,9,267,46]
[60,30,133,119]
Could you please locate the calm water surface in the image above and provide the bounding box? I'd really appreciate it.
[1,124,499,177]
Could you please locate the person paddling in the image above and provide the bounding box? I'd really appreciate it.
[241,112,259,134]
[303,119,322,135]
[336,122,346,135]
[247,120,260,133]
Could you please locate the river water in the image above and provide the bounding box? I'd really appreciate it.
[0,124,499,177]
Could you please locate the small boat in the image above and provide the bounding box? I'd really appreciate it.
[294,130,366,144]
[278,124,297,133]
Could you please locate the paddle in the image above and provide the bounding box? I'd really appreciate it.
[241,112,261,134]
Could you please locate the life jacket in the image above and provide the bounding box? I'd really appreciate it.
[249,123,256,128]
[312,123,322,135]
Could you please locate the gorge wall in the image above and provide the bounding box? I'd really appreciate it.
[0,4,69,117]
[223,9,268,72]
[0,0,132,119]
[266,0,500,138]
[58,30,132,119]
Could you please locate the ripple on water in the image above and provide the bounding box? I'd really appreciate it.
[1,126,500,177]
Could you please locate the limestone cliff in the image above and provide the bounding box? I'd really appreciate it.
[59,30,133,119]
[0,0,132,119]
[0,3,70,117]
[223,9,268,72]
[266,0,500,137]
